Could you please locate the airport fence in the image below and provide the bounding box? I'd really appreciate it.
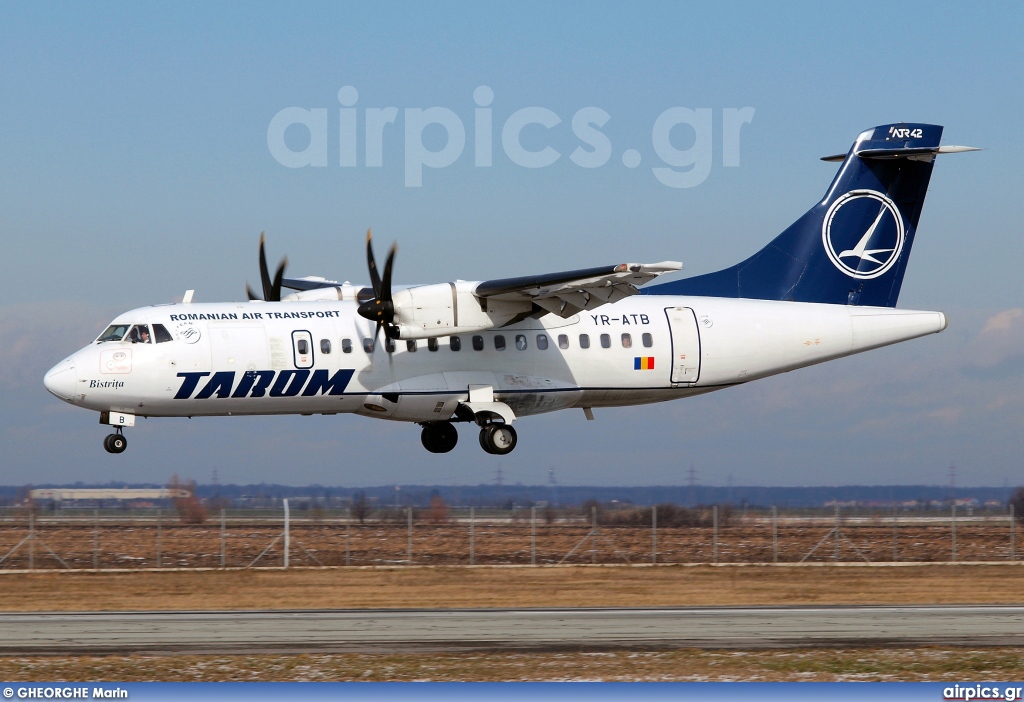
[0,503,1017,570]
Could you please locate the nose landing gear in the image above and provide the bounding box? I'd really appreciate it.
[103,428,127,454]
[99,411,134,454]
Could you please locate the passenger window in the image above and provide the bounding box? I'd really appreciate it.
[515,334,527,350]
[494,335,506,351]
[450,336,462,351]
[362,338,374,353]
[297,339,309,355]
[537,334,548,350]
[342,338,353,354]
[472,335,484,351]
[600,333,611,349]
[642,333,653,348]
[579,334,590,349]
[127,325,152,344]
[428,337,439,352]
[97,324,130,343]
[406,340,417,352]
[621,333,632,348]
[152,324,173,343]
[558,334,569,350]
[385,337,396,353]
[320,339,331,354]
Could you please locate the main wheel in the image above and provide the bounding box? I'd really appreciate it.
[104,433,127,454]
[479,424,517,455]
[478,427,495,454]
[421,422,458,453]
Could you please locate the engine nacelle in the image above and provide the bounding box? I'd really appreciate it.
[281,281,367,302]
[392,281,532,340]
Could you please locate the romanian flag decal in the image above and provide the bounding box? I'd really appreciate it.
[634,356,655,370]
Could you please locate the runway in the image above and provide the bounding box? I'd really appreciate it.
[2,606,1023,653]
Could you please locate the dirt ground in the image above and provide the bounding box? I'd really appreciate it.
[1,647,1023,682]
[0,518,1017,569]
[0,563,1022,611]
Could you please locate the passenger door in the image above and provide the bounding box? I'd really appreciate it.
[664,307,701,385]
[292,330,314,369]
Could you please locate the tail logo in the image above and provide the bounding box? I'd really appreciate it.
[821,190,905,280]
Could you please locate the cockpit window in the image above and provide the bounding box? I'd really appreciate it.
[152,324,173,343]
[97,324,130,343]
[127,325,152,344]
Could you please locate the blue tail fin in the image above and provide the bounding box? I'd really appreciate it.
[647,123,953,307]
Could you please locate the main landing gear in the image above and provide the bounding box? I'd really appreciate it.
[479,424,517,455]
[103,428,127,454]
[420,421,459,453]
[419,420,518,455]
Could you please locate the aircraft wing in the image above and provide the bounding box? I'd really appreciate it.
[282,276,341,291]
[474,261,682,317]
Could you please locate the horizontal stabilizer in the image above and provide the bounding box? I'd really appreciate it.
[823,144,980,162]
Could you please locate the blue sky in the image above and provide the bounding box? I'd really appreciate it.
[2,2,1022,487]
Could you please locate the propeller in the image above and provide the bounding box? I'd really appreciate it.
[357,229,398,343]
[246,233,287,302]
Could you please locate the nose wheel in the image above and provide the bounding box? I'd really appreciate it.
[103,429,127,454]
[420,421,459,453]
[479,424,517,455]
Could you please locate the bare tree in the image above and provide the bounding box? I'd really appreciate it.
[1010,487,1024,524]
[426,493,449,523]
[168,474,206,524]
[351,491,371,524]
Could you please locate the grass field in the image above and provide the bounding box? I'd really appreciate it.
[1,563,1022,611]
[2,648,1023,681]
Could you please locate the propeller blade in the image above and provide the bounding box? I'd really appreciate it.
[246,283,260,301]
[366,229,382,298]
[357,230,398,343]
[258,233,273,301]
[381,244,397,304]
[270,258,287,302]
[381,244,398,338]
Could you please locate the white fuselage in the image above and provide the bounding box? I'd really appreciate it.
[44,295,946,424]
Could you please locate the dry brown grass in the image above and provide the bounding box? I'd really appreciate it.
[1,519,1015,568]
[2,647,1023,681]
[1,564,1022,612]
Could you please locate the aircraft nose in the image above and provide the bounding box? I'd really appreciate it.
[44,359,77,401]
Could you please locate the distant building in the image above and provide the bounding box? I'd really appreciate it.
[28,488,190,507]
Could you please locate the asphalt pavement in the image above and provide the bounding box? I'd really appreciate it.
[1,605,1021,653]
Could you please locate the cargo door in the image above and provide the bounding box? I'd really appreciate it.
[209,324,269,372]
